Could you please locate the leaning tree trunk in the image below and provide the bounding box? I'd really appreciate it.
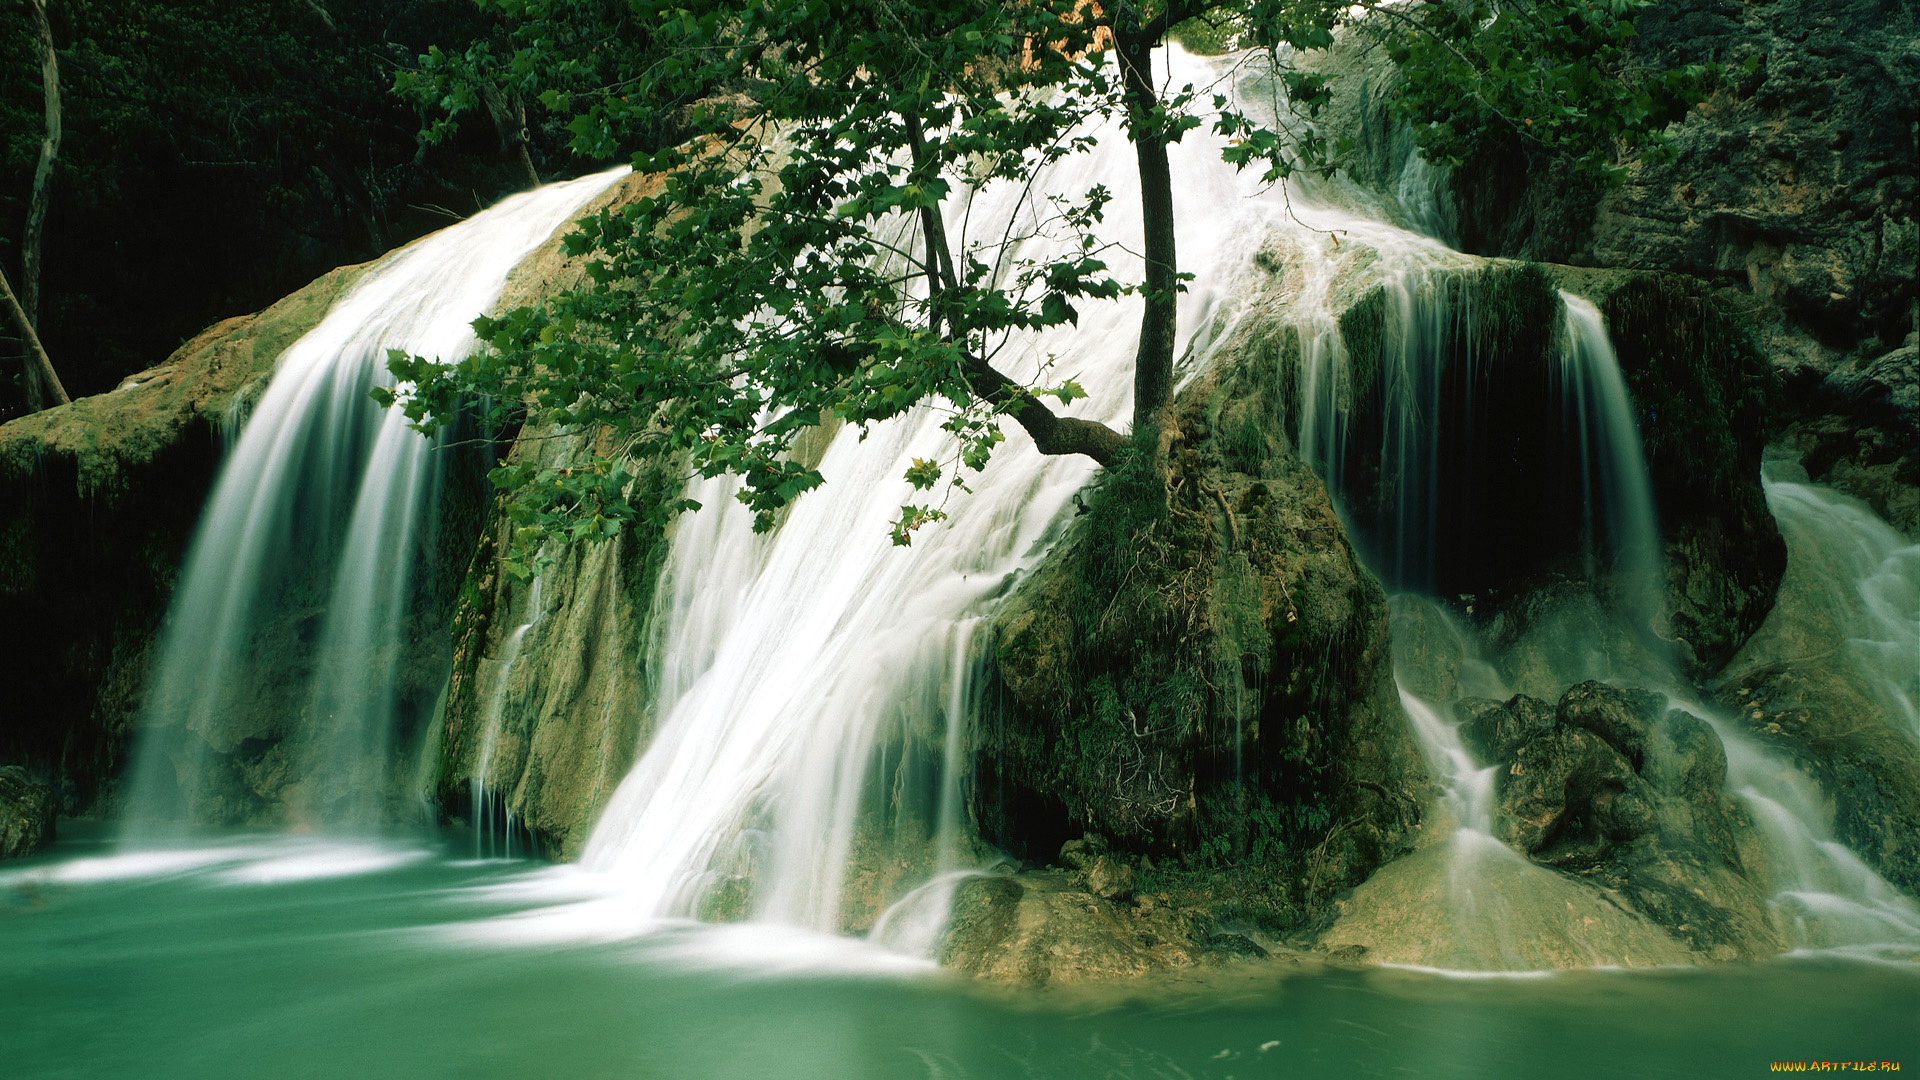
[1,267,69,408]
[19,0,65,410]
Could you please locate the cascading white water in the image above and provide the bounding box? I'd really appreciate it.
[125,168,627,833]
[1758,472,1920,739]
[473,573,546,857]
[1557,292,1665,636]
[558,51,1301,939]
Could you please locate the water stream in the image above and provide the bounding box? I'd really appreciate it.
[124,168,628,833]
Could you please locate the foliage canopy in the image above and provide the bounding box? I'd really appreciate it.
[385,0,1712,572]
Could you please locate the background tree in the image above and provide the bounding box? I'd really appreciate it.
[0,0,582,419]
[387,0,1712,570]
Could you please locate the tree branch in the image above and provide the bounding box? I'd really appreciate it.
[1,266,69,408]
[21,0,61,411]
[960,350,1125,466]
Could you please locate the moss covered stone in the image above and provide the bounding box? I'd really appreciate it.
[973,316,1428,943]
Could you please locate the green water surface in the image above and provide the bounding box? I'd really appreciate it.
[2,828,1914,1079]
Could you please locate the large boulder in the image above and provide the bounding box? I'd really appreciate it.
[971,304,1428,943]
[0,766,57,859]
[1458,683,1782,959]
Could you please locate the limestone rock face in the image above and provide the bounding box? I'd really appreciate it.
[1597,0,1919,355]
[433,460,670,858]
[432,172,680,858]
[938,870,1268,985]
[1461,684,1781,959]
[0,766,57,859]
[1781,340,1919,541]
[1451,0,1918,362]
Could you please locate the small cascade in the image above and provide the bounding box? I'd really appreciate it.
[1556,292,1665,643]
[125,168,627,834]
[473,574,546,858]
[1757,471,1920,739]
[1712,714,1920,955]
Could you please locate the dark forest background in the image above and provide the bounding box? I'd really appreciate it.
[0,0,588,420]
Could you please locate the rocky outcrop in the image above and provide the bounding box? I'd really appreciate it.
[0,766,57,859]
[1603,0,1918,356]
[970,295,1429,952]
[939,866,1276,985]
[431,171,680,857]
[0,262,370,814]
[1777,338,1919,540]
[1451,0,1918,359]
[1458,683,1781,959]
[1323,262,1783,682]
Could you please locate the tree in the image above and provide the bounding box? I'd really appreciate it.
[0,0,561,418]
[385,0,1710,570]
[12,0,68,410]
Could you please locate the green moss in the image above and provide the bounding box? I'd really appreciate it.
[1337,286,1387,401]
[1470,262,1560,358]
[0,260,371,500]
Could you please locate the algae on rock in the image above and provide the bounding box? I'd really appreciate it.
[971,309,1429,950]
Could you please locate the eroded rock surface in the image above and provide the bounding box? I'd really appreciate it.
[1459,683,1781,959]
[974,326,1427,942]
[0,766,57,859]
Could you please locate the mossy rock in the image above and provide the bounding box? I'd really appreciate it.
[0,766,56,859]
[973,315,1427,939]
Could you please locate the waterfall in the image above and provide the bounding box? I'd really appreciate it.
[125,168,628,834]
[1757,471,1920,740]
[1557,292,1664,641]
[103,37,1916,973]
[462,47,1296,942]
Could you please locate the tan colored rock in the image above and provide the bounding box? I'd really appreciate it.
[1318,841,1693,970]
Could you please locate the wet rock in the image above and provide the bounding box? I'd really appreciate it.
[1202,932,1269,961]
[1502,721,1657,862]
[1318,841,1695,970]
[1461,685,1781,958]
[1558,681,1659,773]
[938,871,1205,985]
[1781,339,1920,541]
[1457,694,1556,766]
[972,320,1426,930]
[1085,855,1136,902]
[0,767,56,859]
